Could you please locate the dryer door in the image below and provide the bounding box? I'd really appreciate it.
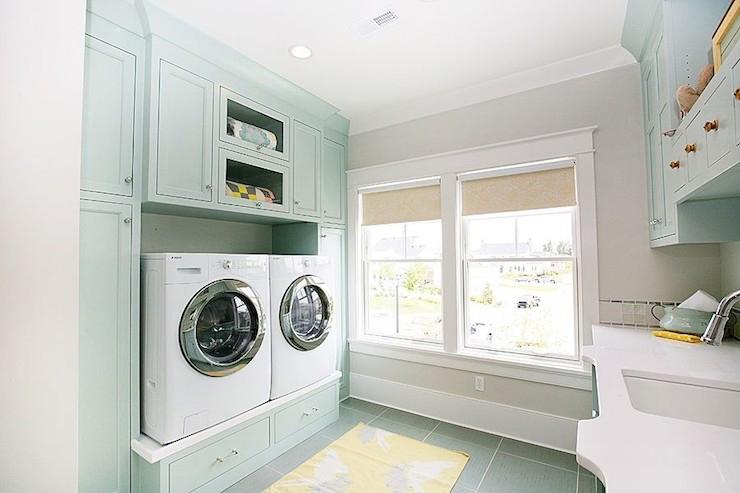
[180,279,266,377]
[280,275,333,351]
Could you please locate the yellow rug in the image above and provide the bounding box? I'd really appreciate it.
[266,423,469,492]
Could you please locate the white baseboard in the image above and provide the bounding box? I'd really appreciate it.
[350,372,578,453]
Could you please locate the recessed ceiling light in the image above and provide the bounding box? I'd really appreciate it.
[289,45,312,59]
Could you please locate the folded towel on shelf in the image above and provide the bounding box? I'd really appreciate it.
[226,117,278,150]
[225,180,275,203]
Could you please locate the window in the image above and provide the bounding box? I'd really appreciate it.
[360,182,443,343]
[460,165,578,359]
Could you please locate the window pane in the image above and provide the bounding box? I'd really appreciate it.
[465,216,516,258]
[465,260,575,357]
[517,211,573,257]
[405,221,442,259]
[366,261,442,342]
[365,224,404,260]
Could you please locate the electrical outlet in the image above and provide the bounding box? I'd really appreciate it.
[474,375,485,392]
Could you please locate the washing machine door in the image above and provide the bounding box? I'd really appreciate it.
[180,279,266,377]
[280,275,333,351]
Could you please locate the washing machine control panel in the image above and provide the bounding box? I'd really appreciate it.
[212,258,266,271]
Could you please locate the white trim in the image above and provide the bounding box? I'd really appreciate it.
[349,339,590,390]
[350,373,579,453]
[349,45,636,135]
[358,176,440,194]
[457,158,576,181]
[346,126,597,187]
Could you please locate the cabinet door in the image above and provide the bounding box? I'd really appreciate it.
[703,75,733,166]
[79,200,132,493]
[322,139,346,225]
[293,121,321,217]
[686,111,708,182]
[669,133,688,193]
[658,106,675,237]
[646,125,666,239]
[81,36,135,196]
[320,227,348,394]
[156,61,213,202]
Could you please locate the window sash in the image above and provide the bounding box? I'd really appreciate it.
[362,259,443,344]
[460,207,579,360]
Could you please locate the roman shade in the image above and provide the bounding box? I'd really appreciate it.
[461,166,576,216]
[361,184,441,226]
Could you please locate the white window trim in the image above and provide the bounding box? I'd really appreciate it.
[346,126,598,390]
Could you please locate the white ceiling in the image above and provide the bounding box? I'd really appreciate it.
[147,0,631,134]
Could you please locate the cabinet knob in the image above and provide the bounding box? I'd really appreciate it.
[256,201,262,207]
[294,200,300,205]
[735,88,740,100]
[321,234,327,238]
[669,160,680,169]
[124,176,133,184]
[205,184,212,190]
[649,218,663,225]
[123,217,132,224]
[704,119,719,132]
[684,143,696,153]
[323,210,328,214]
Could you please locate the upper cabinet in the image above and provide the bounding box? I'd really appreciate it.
[81,36,136,197]
[625,0,740,246]
[322,139,347,225]
[155,60,214,202]
[293,121,322,218]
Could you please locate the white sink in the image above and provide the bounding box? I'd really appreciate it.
[623,371,740,430]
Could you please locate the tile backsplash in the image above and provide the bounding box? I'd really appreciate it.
[599,299,679,328]
[599,299,740,337]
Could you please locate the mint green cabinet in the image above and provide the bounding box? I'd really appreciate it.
[79,200,133,493]
[320,227,349,398]
[293,121,322,218]
[81,36,136,196]
[322,139,346,225]
[156,61,214,202]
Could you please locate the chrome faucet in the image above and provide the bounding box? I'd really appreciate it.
[701,290,740,346]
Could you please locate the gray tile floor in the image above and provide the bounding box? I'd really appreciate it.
[224,398,598,493]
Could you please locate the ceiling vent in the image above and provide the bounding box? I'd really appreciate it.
[351,5,401,38]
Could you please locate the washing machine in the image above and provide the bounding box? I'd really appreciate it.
[270,255,336,399]
[141,253,271,445]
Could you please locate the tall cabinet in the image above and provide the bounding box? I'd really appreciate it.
[79,12,144,493]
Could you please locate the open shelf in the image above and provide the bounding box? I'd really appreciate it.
[218,147,290,213]
[219,87,290,163]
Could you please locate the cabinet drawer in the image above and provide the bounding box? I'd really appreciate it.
[169,418,269,493]
[702,75,733,166]
[275,386,336,443]
[685,111,708,181]
[669,133,688,192]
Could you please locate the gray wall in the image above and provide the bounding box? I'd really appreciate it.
[720,242,740,294]
[348,63,722,420]
[141,213,273,254]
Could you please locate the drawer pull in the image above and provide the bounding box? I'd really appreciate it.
[735,88,740,100]
[669,160,680,169]
[704,119,719,132]
[215,449,239,463]
[649,218,663,225]
[684,143,696,153]
[302,406,319,417]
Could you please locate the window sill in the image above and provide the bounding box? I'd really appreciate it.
[348,337,591,390]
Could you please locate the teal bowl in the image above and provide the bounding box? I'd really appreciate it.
[658,307,713,335]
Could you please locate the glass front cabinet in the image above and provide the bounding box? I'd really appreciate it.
[219,87,291,164]
[218,147,291,213]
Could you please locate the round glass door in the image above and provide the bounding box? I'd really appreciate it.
[180,279,266,377]
[280,275,333,351]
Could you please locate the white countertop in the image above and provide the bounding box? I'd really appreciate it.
[577,325,740,492]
